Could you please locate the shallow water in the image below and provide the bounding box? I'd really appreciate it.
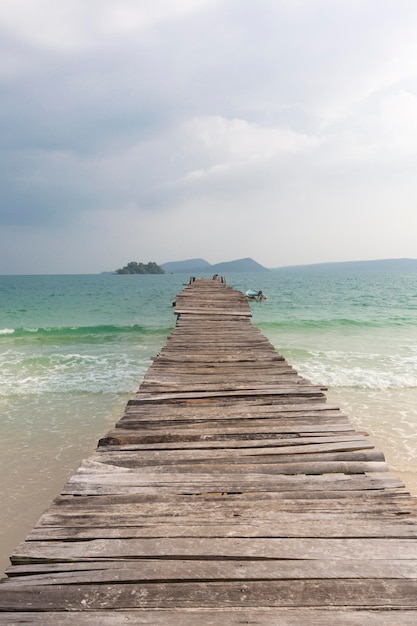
[1,269,416,577]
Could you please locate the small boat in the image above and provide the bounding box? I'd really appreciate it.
[246,289,267,301]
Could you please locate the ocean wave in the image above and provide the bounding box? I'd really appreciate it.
[304,366,417,390]
[284,349,417,390]
[0,323,172,340]
[0,351,152,396]
[259,316,416,331]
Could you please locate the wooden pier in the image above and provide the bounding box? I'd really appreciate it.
[1,278,417,624]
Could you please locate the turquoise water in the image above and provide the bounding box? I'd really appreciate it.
[0,274,175,396]
[1,269,417,576]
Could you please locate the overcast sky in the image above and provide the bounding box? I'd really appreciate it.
[1,0,417,273]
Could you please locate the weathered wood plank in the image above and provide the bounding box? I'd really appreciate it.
[129,386,326,404]
[43,492,417,513]
[120,410,351,425]
[98,428,371,447]
[115,419,354,433]
[4,559,417,585]
[174,308,252,316]
[92,450,386,469]
[97,439,376,454]
[12,537,417,563]
[67,457,391,476]
[1,609,417,625]
[26,517,417,540]
[2,609,417,625]
[2,580,417,610]
[61,474,405,496]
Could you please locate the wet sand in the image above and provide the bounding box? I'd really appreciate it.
[1,388,416,579]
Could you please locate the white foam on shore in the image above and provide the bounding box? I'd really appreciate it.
[283,347,417,390]
[0,349,152,396]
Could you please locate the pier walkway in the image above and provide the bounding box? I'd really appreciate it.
[1,279,417,623]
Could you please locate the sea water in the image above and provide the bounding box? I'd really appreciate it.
[1,269,417,576]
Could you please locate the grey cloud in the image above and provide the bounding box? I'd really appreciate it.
[2,0,417,271]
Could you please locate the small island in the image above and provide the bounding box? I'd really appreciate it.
[116,261,164,275]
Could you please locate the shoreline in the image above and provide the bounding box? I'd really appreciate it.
[0,395,128,580]
[396,470,417,496]
[1,400,416,580]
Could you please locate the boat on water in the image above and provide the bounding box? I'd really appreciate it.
[246,289,267,301]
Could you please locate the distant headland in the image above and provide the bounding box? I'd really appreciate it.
[104,257,417,275]
[105,257,269,275]
[161,257,269,274]
[271,258,417,272]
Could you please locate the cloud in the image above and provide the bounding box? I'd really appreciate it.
[0,0,220,53]
[178,115,320,183]
[379,91,417,153]
[184,115,319,162]
[2,0,417,272]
